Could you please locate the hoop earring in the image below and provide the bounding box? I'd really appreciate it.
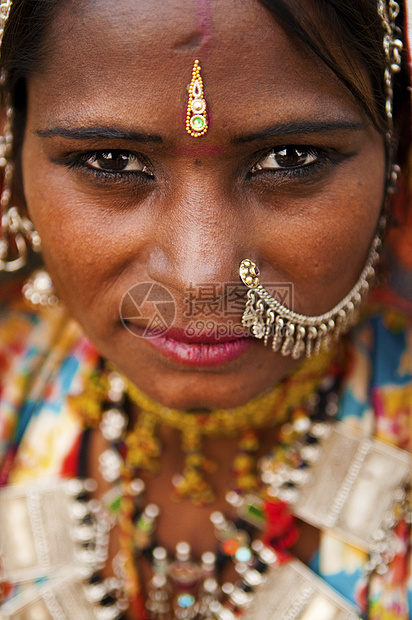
[0,105,41,272]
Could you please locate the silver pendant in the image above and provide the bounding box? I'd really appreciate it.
[0,571,112,619]
[0,480,76,583]
[241,559,360,620]
[0,480,125,619]
[264,423,410,552]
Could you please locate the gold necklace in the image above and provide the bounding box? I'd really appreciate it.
[126,348,336,435]
[72,347,339,505]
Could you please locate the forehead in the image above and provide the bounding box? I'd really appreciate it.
[29,0,365,136]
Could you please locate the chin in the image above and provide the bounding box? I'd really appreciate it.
[113,350,297,412]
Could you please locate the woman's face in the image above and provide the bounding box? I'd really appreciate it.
[21,0,385,409]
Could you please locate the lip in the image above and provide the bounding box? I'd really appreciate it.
[125,323,253,366]
[163,327,248,344]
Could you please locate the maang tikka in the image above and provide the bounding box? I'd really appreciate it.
[186,59,208,137]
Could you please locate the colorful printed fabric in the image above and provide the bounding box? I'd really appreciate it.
[0,304,98,484]
[0,303,410,618]
[314,310,412,619]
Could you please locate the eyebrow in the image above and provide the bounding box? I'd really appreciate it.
[232,120,365,144]
[36,126,163,144]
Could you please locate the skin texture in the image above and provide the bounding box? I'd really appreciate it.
[21,0,386,413]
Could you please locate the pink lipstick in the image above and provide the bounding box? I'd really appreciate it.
[148,333,252,366]
[126,324,253,366]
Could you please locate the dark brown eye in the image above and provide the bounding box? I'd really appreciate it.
[252,147,318,172]
[85,151,149,173]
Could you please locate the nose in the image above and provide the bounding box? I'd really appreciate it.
[145,177,251,296]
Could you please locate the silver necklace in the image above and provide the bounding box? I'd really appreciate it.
[0,371,409,620]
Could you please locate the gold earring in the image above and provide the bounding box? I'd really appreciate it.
[0,105,41,272]
[186,59,208,137]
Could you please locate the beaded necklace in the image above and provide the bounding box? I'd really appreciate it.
[67,361,343,620]
[73,348,338,506]
[0,350,409,620]
[68,358,409,620]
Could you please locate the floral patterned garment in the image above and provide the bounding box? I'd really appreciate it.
[0,301,410,618]
[316,310,412,620]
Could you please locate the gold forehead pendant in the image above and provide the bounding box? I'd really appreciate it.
[186,59,208,137]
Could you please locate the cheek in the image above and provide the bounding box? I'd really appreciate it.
[256,153,385,314]
[22,163,144,323]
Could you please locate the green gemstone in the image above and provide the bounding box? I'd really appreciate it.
[247,503,264,521]
[109,496,122,513]
[191,115,205,131]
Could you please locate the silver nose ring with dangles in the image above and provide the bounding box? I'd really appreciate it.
[238,223,384,360]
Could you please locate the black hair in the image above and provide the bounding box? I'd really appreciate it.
[0,0,410,158]
[0,1,59,135]
[260,0,410,157]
